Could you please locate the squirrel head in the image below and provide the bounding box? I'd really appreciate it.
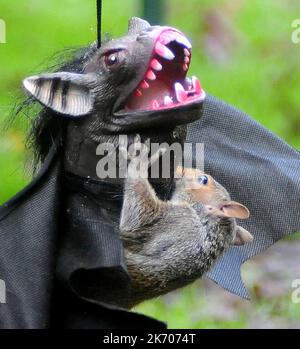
[175,166,253,245]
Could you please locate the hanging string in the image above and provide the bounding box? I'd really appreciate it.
[97,0,102,48]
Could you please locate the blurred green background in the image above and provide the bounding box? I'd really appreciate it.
[0,0,299,328]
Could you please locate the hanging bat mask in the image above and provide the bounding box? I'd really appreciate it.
[0,17,299,329]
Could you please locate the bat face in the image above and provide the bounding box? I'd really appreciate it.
[22,17,206,133]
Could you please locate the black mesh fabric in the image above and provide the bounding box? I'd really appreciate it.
[187,95,300,298]
[0,95,299,328]
[0,147,61,328]
[0,148,165,329]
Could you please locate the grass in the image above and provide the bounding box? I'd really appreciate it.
[0,0,299,328]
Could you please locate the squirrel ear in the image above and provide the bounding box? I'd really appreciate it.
[233,226,253,246]
[220,201,250,220]
[23,72,94,117]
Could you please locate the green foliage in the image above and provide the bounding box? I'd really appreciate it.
[0,0,299,328]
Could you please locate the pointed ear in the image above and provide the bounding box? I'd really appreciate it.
[233,226,253,246]
[23,72,94,117]
[128,17,151,35]
[220,201,250,220]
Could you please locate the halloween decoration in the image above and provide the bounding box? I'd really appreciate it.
[0,17,299,329]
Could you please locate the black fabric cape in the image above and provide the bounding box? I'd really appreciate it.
[0,95,299,329]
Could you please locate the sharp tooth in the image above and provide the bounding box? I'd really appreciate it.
[192,76,202,94]
[134,89,142,97]
[175,82,188,103]
[151,100,160,109]
[150,59,163,71]
[164,96,173,106]
[175,34,192,49]
[184,48,191,57]
[146,69,156,81]
[155,42,175,60]
[140,80,150,89]
[183,64,189,71]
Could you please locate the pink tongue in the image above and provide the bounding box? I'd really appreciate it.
[127,80,170,111]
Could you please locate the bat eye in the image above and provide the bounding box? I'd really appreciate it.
[105,53,119,67]
[198,175,209,185]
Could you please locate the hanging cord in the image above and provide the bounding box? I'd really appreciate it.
[97,0,102,48]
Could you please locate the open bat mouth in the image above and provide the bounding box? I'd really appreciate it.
[116,28,206,116]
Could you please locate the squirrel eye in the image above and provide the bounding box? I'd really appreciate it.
[105,53,119,67]
[198,175,209,185]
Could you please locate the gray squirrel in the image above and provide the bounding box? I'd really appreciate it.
[117,137,253,309]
